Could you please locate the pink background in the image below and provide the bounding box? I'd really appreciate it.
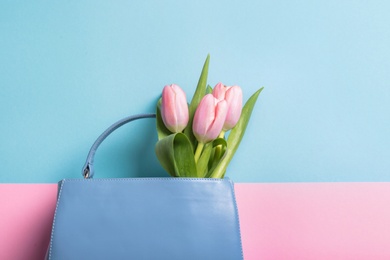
[1,183,390,259]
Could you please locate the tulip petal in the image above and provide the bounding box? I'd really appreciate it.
[212,82,226,101]
[193,94,228,143]
[223,86,243,130]
[161,84,189,133]
[193,94,215,143]
[206,99,227,140]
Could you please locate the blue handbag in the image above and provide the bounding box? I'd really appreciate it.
[46,114,243,260]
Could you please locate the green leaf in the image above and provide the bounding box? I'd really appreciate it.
[209,87,264,178]
[212,137,227,148]
[206,138,228,177]
[196,143,212,178]
[184,54,210,150]
[155,133,197,177]
[206,84,213,94]
[156,98,172,140]
[173,134,198,177]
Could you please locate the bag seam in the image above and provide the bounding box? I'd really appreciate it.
[48,180,66,260]
[229,181,244,260]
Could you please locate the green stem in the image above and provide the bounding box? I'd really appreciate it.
[194,142,205,163]
[213,131,226,161]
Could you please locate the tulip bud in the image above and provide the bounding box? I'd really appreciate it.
[192,94,228,143]
[161,84,189,133]
[212,83,242,131]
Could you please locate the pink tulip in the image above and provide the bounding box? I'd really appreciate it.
[193,94,228,143]
[212,83,242,131]
[161,84,189,133]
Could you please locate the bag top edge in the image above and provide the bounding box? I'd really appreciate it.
[59,177,231,183]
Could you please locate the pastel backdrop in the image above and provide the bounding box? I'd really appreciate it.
[1,1,390,259]
[2,1,389,183]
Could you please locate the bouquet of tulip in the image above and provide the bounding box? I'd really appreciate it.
[155,55,263,178]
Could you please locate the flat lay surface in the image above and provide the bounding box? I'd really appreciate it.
[1,183,390,260]
[1,1,389,259]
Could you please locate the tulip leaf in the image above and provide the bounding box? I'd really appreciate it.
[156,98,172,140]
[184,54,210,150]
[209,87,264,179]
[205,138,228,177]
[212,137,227,148]
[206,84,213,94]
[210,137,227,167]
[173,134,198,177]
[155,133,197,177]
[213,137,227,164]
[196,142,212,178]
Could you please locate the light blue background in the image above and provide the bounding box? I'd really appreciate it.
[1,1,389,183]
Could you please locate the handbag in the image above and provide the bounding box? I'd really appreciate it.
[46,114,244,260]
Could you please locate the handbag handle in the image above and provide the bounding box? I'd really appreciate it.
[82,113,156,179]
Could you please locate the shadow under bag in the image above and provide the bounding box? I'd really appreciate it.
[46,114,244,260]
